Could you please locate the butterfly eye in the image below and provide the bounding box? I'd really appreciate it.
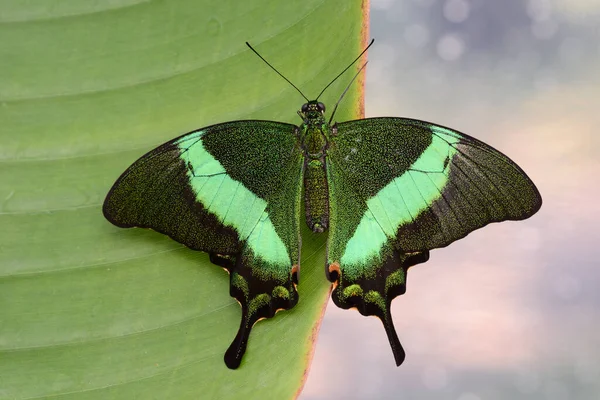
[317,102,326,112]
[301,103,309,113]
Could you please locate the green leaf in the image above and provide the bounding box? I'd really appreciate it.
[0,1,366,398]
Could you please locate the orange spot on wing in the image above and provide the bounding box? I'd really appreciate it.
[328,262,341,289]
[291,264,299,288]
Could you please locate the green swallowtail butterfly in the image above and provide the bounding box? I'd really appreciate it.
[103,40,542,369]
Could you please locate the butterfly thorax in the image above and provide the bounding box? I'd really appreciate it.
[298,101,331,233]
[301,123,329,158]
[298,101,331,157]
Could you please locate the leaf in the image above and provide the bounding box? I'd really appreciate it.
[0,1,367,398]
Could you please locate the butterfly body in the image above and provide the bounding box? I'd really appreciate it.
[299,101,331,233]
[104,49,541,370]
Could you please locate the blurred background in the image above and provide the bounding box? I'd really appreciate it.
[303,0,600,399]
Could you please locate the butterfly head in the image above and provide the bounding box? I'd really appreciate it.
[300,101,326,119]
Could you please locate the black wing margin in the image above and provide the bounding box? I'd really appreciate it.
[103,131,239,253]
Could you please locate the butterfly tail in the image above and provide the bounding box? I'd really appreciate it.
[380,306,406,366]
[224,310,253,369]
[216,249,299,369]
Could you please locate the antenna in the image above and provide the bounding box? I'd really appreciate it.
[246,38,375,106]
[246,42,309,102]
[328,61,369,125]
[316,38,374,100]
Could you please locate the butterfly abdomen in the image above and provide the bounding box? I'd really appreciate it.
[304,158,329,232]
[302,124,330,233]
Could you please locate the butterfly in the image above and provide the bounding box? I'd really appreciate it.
[103,39,542,369]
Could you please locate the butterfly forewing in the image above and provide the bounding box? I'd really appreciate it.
[329,117,542,253]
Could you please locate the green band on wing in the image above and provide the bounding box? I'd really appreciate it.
[178,134,290,266]
[246,210,291,267]
[339,209,387,268]
[341,126,459,269]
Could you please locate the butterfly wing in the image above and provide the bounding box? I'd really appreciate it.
[326,117,542,365]
[103,120,303,369]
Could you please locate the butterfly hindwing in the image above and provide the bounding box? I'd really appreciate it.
[103,120,304,368]
[325,117,542,364]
